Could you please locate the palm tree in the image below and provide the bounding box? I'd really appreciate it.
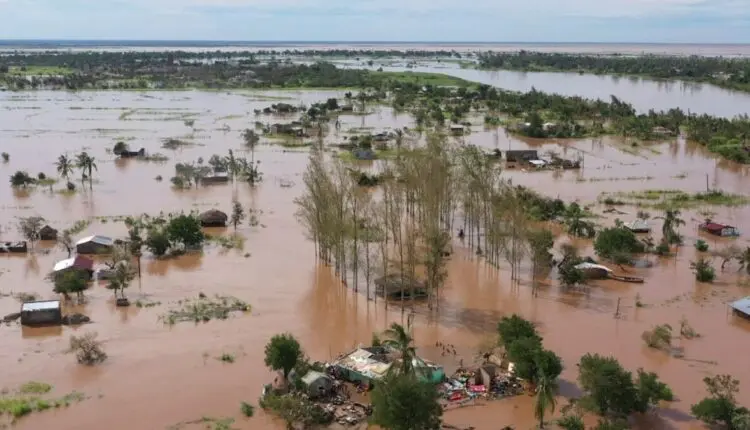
[241,129,259,164]
[534,370,558,428]
[564,203,595,238]
[56,155,74,181]
[657,209,685,245]
[382,322,417,376]
[75,152,97,183]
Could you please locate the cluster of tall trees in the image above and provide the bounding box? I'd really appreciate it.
[295,136,570,308]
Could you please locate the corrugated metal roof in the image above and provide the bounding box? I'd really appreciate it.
[53,256,94,272]
[301,370,329,385]
[21,300,60,312]
[731,297,750,316]
[53,257,76,272]
[76,235,114,246]
[575,262,613,273]
[625,219,650,230]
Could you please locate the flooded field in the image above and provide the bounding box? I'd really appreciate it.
[1,89,750,430]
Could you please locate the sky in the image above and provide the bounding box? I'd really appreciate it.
[0,0,748,43]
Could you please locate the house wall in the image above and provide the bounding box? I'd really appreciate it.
[20,309,62,326]
[76,242,109,255]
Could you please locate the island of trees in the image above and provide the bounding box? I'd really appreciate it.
[477,51,750,93]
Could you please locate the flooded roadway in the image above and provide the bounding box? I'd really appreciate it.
[1,89,749,430]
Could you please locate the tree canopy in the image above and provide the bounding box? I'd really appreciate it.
[577,353,673,419]
[264,333,302,378]
[370,374,443,430]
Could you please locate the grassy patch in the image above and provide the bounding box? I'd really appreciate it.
[8,66,74,76]
[161,138,193,150]
[0,382,85,423]
[159,295,250,326]
[599,189,750,210]
[206,234,245,250]
[134,299,162,308]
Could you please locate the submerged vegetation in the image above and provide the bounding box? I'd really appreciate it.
[0,382,85,423]
[159,295,250,325]
[600,189,750,210]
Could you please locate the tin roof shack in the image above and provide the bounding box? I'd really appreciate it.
[53,256,94,278]
[76,235,114,255]
[699,221,740,237]
[20,300,62,326]
[624,219,651,234]
[39,225,58,241]
[575,262,613,280]
[731,297,750,320]
[201,172,230,185]
[332,347,392,385]
[301,370,334,399]
[505,150,538,164]
[331,347,444,385]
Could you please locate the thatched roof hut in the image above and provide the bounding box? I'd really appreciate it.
[39,225,58,241]
[200,209,228,227]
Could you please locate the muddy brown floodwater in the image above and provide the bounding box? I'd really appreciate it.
[1,89,750,430]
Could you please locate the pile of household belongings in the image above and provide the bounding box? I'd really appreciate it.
[440,366,524,404]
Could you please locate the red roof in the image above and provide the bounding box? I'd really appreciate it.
[703,222,728,231]
[72,256,94,271]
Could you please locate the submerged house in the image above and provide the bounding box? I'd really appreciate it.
[301,370,334,399]
[201,172,230,185]
[200,209,228,227]
[331,347,444,385]
[699,221,740,237]
[76,235,114,255]
[0,241,28,254]
[624,219,651,233]
[39,225,58,241]
[117,148,146,158]
[20,300,62,326]
[450,125,465,136]
[53,255,94,278]
[730,297,750,319]
[505,150,538,163]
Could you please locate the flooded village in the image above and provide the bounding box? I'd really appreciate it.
[1,46,750,430]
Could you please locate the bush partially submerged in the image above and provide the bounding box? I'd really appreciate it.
[259,391,333,428]
[67,332,107,365]
[159,295,250,325]
[0,381,85,422]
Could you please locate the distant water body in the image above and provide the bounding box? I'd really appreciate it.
[2,40,750,57]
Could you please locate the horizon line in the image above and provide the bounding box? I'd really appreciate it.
[1,39,749,46]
